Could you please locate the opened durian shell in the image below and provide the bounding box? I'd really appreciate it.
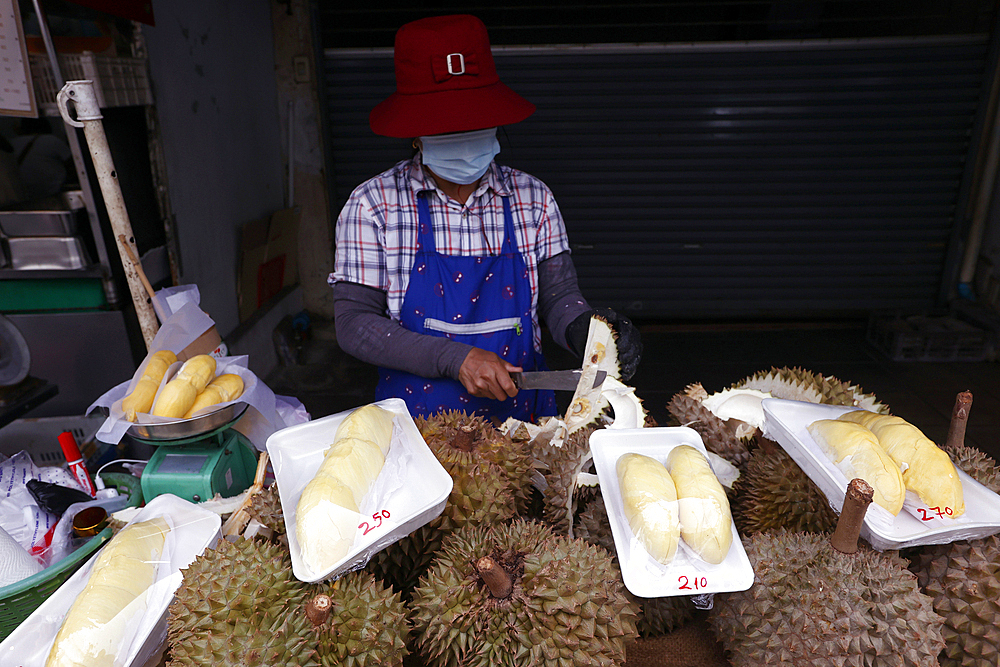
[667,383,753,467]
[734,366,889,414]
[564,314,621,434]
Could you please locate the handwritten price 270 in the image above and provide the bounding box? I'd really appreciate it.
[917,506,953,521]
[359,509,391,535]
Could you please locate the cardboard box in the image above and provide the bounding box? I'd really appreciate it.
[238,207,299,322]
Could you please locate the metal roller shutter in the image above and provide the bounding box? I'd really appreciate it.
[323,36,991,320]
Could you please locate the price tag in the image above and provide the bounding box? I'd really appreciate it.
[917,506,954,521]
[359,509,391,536]
[677,574,710,592]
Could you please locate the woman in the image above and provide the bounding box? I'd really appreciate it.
[331,14,641,421]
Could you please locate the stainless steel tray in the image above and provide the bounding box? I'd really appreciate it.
[127,402,249,443]
[7,236,90,270]
[0,210,78,237]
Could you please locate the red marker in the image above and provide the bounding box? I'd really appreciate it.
[58,431,97,497]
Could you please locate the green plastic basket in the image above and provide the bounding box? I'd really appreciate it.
[0,526,112,640]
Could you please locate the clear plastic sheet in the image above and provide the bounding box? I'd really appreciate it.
[590,427,754,599]
[268,398,453,583]
[0,494,222,667]
[761,398,1000,550]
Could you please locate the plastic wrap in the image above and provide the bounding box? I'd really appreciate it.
[665,445,734,565]
[761,398,1000,551]
[0,494,221,667]
[268,398,453,583]
[590,427,753,598]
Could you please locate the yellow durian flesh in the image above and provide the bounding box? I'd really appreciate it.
[666,445,733,564]
[182,373,244,418]
[316,437,385,505]
[807,419,906,516]
[838,411,964,517]
[151,355,217,418]
[121,350,178,422]
[296,476,361,574]
[334,404,395,456]
[617,452,680,564]
[46,518,169,667]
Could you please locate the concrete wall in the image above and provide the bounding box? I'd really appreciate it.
[142,0,285,338]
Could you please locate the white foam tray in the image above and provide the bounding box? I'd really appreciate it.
[590,426,754,599]
[267,398,452,583]
[0,494,221,667]
[761,398,1000,551]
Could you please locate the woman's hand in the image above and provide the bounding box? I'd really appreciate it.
[458,348,521,402]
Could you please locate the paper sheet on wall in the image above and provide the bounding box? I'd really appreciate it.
[0,0,38,117]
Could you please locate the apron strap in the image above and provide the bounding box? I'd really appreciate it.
[501,196,516,255]
[416,191,436,254]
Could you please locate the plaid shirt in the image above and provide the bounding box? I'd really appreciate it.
[330,155,571,352]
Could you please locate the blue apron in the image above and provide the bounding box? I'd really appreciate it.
[375,192,557,421]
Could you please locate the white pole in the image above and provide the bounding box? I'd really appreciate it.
[56,80,159,350]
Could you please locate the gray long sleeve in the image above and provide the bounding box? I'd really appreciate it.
[333,281,472,379]
[537,251,591,350]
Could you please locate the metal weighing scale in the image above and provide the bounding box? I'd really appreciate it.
[127,402,271,503]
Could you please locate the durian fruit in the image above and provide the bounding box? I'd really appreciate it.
[167,536,409,667]
[942,441,1000,494]
[248,482,286,536]
[730,447,838,536]
[533,424,600,537]
[667,383,752,467]
[369,410,533,597]
[909,534,1000,667]
[410,519,639,667]
[576,497,695,638]
[708,529,945,667]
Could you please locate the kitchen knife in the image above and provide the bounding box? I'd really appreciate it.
[511,369,608,391]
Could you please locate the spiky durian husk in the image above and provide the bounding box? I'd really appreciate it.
[168,537,311,666]
[734,366,889,414]
[369,410,533,597]
[411,519,639,667]
[909,535,1000,667]
[941,442,1000,494]
[576,497,694,638]
[310,571,410,667]
[708,530,945,667]
[167,538,408,667]
[247,482,286,536]
[534,424,599,537]
[667,383,752,467]
[730,447,838,536]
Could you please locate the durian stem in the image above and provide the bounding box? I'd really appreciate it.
[946,391,973,450]
[477,556,513,598]
[830,478,873,554]
[452,425,475,452]
[306,594,332,626]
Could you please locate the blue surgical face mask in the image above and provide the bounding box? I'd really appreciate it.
[419,128,500,185]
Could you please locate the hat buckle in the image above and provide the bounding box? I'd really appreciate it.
[446,53,466,75]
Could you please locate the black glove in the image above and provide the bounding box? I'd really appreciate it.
[565,307,642,382]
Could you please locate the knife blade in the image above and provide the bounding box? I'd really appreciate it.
[511,369,608,391]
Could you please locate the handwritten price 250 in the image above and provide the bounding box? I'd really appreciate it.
[359,509,391,535]
[917,506,954,521]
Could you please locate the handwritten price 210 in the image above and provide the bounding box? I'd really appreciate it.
[678,575,708,591]
[359,509,391,535]
[917,506,953,521]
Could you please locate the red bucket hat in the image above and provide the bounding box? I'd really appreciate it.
[369,15,536,138]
